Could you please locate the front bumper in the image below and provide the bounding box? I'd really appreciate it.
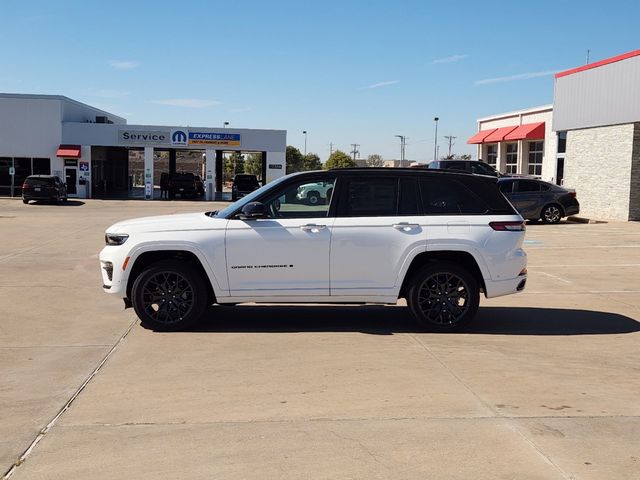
[99,245,129,295]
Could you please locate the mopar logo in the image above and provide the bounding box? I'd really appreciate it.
[171,130,187,145]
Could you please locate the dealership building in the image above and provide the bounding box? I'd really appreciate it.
[469,49,640,221]
[0,93,286,200]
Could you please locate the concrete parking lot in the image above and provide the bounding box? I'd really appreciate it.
[1,198,639,479]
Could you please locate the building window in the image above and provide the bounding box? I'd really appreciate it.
[557,132,566,154]
[486,144,497,166]
[0,157,52,197]
[505,143,518,175]
[528,141,544,176]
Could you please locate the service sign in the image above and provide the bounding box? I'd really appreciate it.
[188,132,241,146]
[119,130,170,145]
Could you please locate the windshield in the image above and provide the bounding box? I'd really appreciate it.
[213,175,291,218]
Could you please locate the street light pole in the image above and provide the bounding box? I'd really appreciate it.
[303,130,307,156]
[223,121,229,128]
[433,117,439,162]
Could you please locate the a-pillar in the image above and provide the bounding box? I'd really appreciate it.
[205,148,216,201]
[144,146,154,200]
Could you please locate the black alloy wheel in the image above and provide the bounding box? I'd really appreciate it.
[407,263,479,331]
[541,204,562,224]
[131,260,208,331]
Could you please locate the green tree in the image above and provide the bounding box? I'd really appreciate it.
[244,153,263,179]
[324,150,357,169]
[302,153,322,171]
[224,152,245,180]
[366,153,384,167]
[286,145,304,173]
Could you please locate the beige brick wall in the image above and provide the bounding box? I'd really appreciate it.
[565,123,635,220]
[630,123,640,221]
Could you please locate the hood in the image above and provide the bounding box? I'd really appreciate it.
[106,212,226,234]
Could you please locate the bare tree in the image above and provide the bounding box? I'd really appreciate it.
[366,154,384,167]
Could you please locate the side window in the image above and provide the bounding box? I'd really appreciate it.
[445,162,466,172]
[261,177,335,219]
[516,180,541,193]
[398,178,420,215]
[342,177,398,217]
[471,162,497,176]
[419,178,488,215]
[499,181,514,194]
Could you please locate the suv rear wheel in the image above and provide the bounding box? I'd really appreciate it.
[131,260,208,331]
[406,262,479,331]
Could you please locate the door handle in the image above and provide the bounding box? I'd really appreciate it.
[393,222,419,231]
[300,224,327,233]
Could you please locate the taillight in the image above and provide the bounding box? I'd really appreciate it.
[489,221,526,232]
[569,191,576,198]
[22,183,30,189]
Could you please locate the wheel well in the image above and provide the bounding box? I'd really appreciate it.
[543,202,564,216]
[399,251,486,299]
[126,250,215,304]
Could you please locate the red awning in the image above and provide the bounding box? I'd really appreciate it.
[483,126,518,143]
[467,129,497,144]
[56,145,81,158]
[504,122,545,141]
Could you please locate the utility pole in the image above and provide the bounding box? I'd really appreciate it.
[302,130,308,156]
[329,142,334,156]
[444,135,457,157]
[586,49,590,64]
[395,135,406,167]
[350,144,360,162]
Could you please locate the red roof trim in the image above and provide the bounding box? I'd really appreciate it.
[483,126,518,143]
[467,128,497,144]
[56,145,81,158]
[504,122,545,141]
[555,49,640,78]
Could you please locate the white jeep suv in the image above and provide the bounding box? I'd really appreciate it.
[100,169,527,331]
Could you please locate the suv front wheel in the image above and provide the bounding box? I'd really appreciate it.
[131,260,208,331]
[406,262,479,331]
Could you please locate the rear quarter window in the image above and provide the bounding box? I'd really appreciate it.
[419,178,488,215]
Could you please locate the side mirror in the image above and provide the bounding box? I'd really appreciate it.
[239,202,266,219]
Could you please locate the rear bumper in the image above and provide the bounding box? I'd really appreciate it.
[565,205,580,216]
[484,275,527,298]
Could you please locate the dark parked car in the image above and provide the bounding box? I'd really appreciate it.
[22,175,67,204]
[498,178,579,223]
[167,172,204,199]
[426,160,501,177]
[231,174,260,201]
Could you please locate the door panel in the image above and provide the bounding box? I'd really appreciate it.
[65,167,78,195]
[225,217,334,296]
[330,216,426,296]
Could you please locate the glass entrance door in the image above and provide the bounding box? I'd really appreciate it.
[65,167,78,195]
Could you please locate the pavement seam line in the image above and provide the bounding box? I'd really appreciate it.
[2,319,137,480]
[407,334,573,480]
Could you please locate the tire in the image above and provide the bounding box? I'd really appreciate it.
[406,262,480,331]
[540,204,563,224]
[131,260,209,331]
[22,199,28,204]
[306,191,320,205]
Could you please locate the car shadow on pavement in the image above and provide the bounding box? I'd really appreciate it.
[28,200,85,206]
[191,305,640,336]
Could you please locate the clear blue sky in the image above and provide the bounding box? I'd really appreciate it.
[1,0,638,161]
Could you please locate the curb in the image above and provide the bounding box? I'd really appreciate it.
[567,216,607,224]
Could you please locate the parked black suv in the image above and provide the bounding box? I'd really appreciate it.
[498,177,579,223]
[22,175,67,204]
[231,174,260,201]
[426,160,500,177]
[167,172,205,199]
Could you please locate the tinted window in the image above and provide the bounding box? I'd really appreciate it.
[499,181,514,194]
[516,180,541,192]
[419,178,488,215]
[343,178,398,217]
[25,177,55,187]
[443,162,466,171]
[470,162,497,176]
[399,178,420,215]
[234,176,259,189]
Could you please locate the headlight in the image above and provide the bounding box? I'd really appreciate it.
[105,233,129,245]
